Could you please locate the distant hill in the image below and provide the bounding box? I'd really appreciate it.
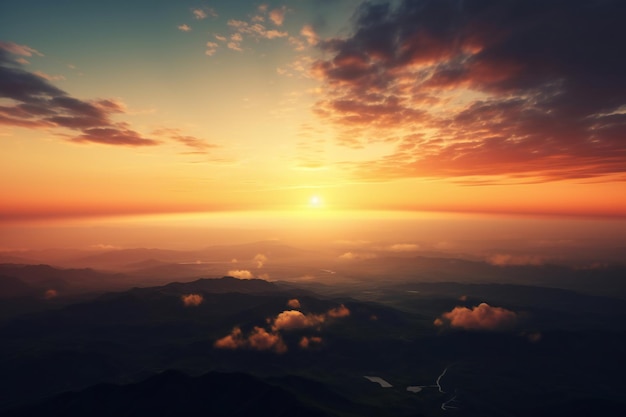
[0,370,336,417]
[159,276,278,294]
[0,264,130,295]
[0,275,34,298]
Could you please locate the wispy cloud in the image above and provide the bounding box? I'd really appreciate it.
[192,7,217,20]
[152,127,218,153]
[487,254,545,266]
[177,24,192,32]
[0,41,43,57]
[253,253,267,268]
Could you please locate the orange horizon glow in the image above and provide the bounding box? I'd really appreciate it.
[2,1,625,237]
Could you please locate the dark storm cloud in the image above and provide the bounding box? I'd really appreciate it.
[0,44,159,146]
[314,0,626,181]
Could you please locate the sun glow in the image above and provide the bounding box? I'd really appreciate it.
[310,195,322,208]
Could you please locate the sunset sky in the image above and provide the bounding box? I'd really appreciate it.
[2,0,626,227]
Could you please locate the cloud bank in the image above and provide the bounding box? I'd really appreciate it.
[214,302,350,353]
[312,0,626,182]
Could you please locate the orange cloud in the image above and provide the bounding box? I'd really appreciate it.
[435,303,517,331]
[386,243,420,252]
[44,289,58,299]
[214,326,286,353]
[247,326,287,353]
[287,298,301,309]
[300,25,318,46]
[311,0,626,183]
[272,310,325,331]
[228,269,253,279]
[299,336,322,349]
[269,7,287,26]
[253,253,267,268]
[181,293,203,307]
[487,254,545,266]
[338,252,377,260]
[327,304,350,318]
[177,24,191,32]
[214,327,246,349]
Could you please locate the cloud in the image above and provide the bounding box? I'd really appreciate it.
[227,19,288,45]
[71,128,158,146]
[33,71,65,81]
[181,293,203,307]
[0,46,158,146]
[435,303,518,331]
[287,298,301,309]
[192,8,217,20]
[214,326,286,353]
[177,24,192,32]
[247,326,287,353]
[152,127,218,152]
[44,289,58,299]
[338,252,377,260]
[487,254,545,266]
[214,327,246,349]
[215,304,350,353]
[272,310,325,331]
[253,253,267,268]
[0,41,43,57]
[269,7,287,26]
[327,304,350,318]
[312,0,626,182]
[299,336,322,349]
[300,25,318,46]
[228,269,253,279]
[204,42,219,56]
[386,243,419,252]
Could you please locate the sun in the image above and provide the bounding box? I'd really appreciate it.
[309,195,322,208]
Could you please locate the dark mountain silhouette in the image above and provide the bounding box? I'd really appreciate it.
[1,370,336,417]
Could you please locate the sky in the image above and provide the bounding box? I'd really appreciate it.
[1,0,626,233]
